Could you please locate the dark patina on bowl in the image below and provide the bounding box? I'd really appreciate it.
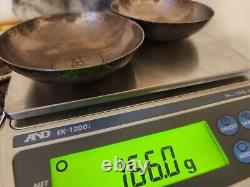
[0,12,144,84]
[111,0,214,41]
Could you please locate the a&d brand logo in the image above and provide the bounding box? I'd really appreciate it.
[24,130,51,143]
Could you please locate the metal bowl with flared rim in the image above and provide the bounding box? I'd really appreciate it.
[111,0,214,41]
[0,12,144,84]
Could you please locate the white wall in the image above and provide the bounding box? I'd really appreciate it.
[0,0,18,23]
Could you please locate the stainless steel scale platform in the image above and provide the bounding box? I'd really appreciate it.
[5,34,250,121]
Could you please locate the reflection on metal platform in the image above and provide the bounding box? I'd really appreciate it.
[5,34,250,120]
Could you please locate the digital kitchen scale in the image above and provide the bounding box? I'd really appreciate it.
[0,34,250,187]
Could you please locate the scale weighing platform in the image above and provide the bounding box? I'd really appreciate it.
[0,34,250,187]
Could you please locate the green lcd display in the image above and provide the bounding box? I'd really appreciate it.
[50,121,229,187]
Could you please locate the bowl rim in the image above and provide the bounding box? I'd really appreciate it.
[111,0,215,25]
[0,12,145,72]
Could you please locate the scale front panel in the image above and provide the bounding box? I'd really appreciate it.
[12,87,250,187]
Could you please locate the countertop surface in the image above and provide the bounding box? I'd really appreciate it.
[198,0,250,59]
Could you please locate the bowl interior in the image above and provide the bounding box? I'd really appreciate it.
[0,13,144,71]
[112,0,214,24]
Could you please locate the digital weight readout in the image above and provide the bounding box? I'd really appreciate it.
[50,121,229,187]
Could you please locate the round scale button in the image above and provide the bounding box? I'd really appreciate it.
[233,140,250,164]
[239,110,250,129]
[217,116,238,136]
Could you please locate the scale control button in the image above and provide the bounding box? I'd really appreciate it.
[239,111,250,129]
[217,116,238,136]
[233,140,250,164]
